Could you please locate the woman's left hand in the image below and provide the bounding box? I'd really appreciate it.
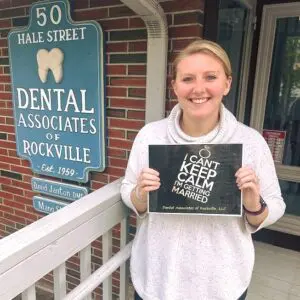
[235,166,261,211]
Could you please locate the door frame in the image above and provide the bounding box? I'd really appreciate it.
[250,2,300,235]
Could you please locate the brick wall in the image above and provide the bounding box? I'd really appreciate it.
[0,0,205,297]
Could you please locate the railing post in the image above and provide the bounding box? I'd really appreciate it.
[102,229,113,300]
[80,244,92,300]
[119,216,129,300]
[54,263,67,299]
[22,285,36,300]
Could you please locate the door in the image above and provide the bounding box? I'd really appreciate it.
[250,2,300,236]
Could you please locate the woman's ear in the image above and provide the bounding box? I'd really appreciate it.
[223,76,232,96]
[171,79,178,97]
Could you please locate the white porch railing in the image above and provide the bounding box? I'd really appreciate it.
[0,178,133,300]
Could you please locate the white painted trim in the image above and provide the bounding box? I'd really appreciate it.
[237,9,255,122]
[63,242,133,300]
[0,178,130,300]
[54,263,66,299]
[102,230,113,300]
[120,0,168,123]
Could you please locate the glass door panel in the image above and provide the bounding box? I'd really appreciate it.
[263,17,300,167]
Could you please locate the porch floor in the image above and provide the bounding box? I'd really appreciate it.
[248,241,300,300]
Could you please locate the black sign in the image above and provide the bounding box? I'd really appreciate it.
[149,144,242,216]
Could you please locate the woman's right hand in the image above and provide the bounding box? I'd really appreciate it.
[131,168,160,213]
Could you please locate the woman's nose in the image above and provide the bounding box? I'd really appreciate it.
[192,79,206,93]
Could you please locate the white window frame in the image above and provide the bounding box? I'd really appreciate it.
[250,2,300,235]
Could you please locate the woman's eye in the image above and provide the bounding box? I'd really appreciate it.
[206,75,217,81]
[182,77,193,82]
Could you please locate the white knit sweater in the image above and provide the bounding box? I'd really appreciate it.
[121,104,286,300]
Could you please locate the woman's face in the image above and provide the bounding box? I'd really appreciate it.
[172,52,232,122]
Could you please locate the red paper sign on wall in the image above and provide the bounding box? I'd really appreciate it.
[263,130,286,164]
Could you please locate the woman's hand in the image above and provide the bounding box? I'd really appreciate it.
[235,166,268,226]
[131,168,160,213]
[235,166,260,211]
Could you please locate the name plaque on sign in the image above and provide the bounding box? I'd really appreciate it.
[8,0,106,182]
[33,196,67,214]
[32,177,88,201]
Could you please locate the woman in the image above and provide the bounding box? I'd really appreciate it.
[121,39,286,300]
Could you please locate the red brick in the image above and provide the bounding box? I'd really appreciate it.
[110,118,144,130]
[13,195,32,206]
[0,205,14,214]
[99,18,128,30]
[23,174,32,183]
[172,38,196,51]
[11,179,31,190]
[73,8,108,21]
[17,210,38,221]
[129,41,147,52]
[1,108,13,117]
[21,160,31,167]
[169,25,202,38]
[0,39,8,47]
[0,161,10,169]
[129,18,145,28]
[110,77,146,87]
[0,148,7,155]
[174,12,201,25]
[10,165,33,175]
[73,1,88,9]
[8,149,17,156]
[0,155,21,165]
[7,134,15,142]
[161,0,205,12]
[4,84,11,91]
[91,181,105,190]
[3,199,25,210]
[128,65,146,75]
[109,138,133,150]
[106,87,127,97]
[127,130,138,141]
[106,42,128,53]
[2,185,24,196]
[127,110,145,120]
[107,65,126,75]
[4,213,26,224]
[90,0,122,6]
[108,128,125,139]
[6,117,14,125]
[0,124,15,133]
[91,173,109,183]
[128,88,146,98]
[110,98,145,109]
[105,166,125,177]
[11,0,35,6]
[6,100,12,108]
[0,19,11,27]
[109,6,135,18]
[0,140,16,149]
[109,158,128,168]
[24,190,35,198]
[0,176,11,185]
[107,148,126,158]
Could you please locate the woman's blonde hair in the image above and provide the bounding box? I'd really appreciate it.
[172,39,232,80]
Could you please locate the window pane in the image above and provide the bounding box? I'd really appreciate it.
[280,180,300,217]
[217,0,249,115]
[263,17,300,167]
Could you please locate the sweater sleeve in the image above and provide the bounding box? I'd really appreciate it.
[120,127,149,218]
[245,136,286,233]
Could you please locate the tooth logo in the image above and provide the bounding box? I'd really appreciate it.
[36,48,64,83]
